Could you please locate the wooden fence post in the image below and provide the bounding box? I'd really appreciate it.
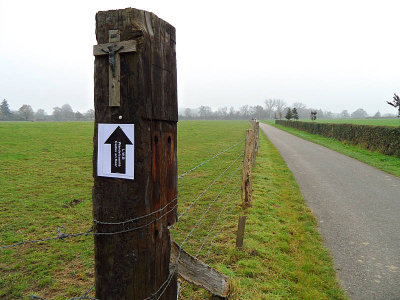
[235,216,247,249]
[92,8,177,299]
[241,129,254,207]
[252,121,259,166]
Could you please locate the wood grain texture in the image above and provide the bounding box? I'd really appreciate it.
[170,240,229,298]
[252,121,259,166]
[93,7,177,299]
[235,216,247,249]
[241,129,254,207]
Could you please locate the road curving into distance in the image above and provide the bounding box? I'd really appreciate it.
[260,122,400,300]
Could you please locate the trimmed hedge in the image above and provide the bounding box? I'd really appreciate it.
[275,120,400,158]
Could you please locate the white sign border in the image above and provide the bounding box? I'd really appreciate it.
[97,123,135,180]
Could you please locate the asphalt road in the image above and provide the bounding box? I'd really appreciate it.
[260,123,400,300]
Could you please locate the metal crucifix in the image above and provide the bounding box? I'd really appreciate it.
[93,30,137,106]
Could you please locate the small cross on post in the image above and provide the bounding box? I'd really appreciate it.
[93,30,137,106]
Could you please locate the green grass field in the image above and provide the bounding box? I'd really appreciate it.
[299,118,399,127]
[0,121,346,299]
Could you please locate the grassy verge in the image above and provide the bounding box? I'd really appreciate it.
[178,122,346,299]
[0,121,346,299]
[264,120,400,178]
[297,118,400,127]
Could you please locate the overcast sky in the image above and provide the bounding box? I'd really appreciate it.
[0,0,399,116]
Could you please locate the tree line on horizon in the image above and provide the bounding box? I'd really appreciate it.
[1,98,397,122]
[179,99,397,121]
[0,99,94,121]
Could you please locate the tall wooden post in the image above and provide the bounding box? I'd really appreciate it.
[92,8,177,299]
[241,129,254,207]
[252,121,259,166]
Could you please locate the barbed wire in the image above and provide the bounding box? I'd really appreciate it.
[195,186,240,257]
[177,163,241,249]
[1,136,247,300]
[204,202,238,261]
[178,138,244,180]
[174,152,243,224]
[93,196,178,225]
[144,162,242,300]
[0,226,93,250]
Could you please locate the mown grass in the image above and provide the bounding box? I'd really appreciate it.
[299,118,399,127]
[0,120,346,299]
[264,121,400,178]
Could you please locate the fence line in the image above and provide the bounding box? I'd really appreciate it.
[1,133,250,300]
[178,138,244,179]
[176,152,242,222]
[195,186,240,257]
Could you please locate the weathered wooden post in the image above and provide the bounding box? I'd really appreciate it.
[235,216,247,249]
[252,121,259,166]
[92,8,177,299]
[241,129,254,207]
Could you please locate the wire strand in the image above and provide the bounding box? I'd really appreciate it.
[178,138,244,179]
[175,152,242,223]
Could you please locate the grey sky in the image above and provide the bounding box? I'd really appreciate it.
[0,0,399,115]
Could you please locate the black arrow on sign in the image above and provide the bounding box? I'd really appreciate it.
[105,126,133,174]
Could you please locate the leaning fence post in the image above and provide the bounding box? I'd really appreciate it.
[241,129,254,207]
[92,8,178,299]
[252,121,259,166]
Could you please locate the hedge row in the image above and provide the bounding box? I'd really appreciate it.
[275,120,400,158]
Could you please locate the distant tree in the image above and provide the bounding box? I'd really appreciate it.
[292,108,299,120]
[293,102,309,119]
[275,100,287,120]
[61,104,74,120]
[264,99,277,119]
[293,102,306,110]
[310,110,317,121]
[0,99,11,120]
[387,93,400,117]
[218,106,228,119]
[351,108,368,119]
[240,105,250,118]
[74,111,84,121]
[253,105,265,120]
[35,109,47,121]
[52,106,62,121]
[373,111,381,118]
[199,106,212,119]
[18,104,34,121]
[84,109,95,120]
[184,108,192,118]
[340,110,350,119]
[285,107,293,120]
[325,111,334,119]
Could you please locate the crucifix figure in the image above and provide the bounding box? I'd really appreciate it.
[93,30,137,106]
[101,45,124,78]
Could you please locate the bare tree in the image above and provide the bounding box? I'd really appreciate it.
[387,93,400,117]
[264,99,277,119]
[275,99,287,120]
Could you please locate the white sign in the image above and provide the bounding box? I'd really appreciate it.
[97,124,134,179]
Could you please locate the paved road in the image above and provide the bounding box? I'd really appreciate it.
[260,123,400,300]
